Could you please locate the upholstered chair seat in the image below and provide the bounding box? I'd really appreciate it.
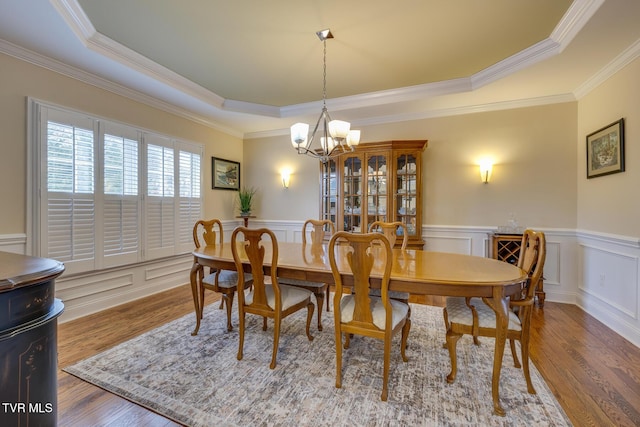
[339,294,409,330]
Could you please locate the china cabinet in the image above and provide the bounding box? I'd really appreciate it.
[319,140,427,249]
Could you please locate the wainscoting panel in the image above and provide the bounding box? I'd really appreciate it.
[579,245,638,318]
[0,233,26,254]
[577,231,640,347]
[424,235,473,255]
[543,240,561,286]
[55,255,193,322]
[57,271,134,301]
[5,226,639,347]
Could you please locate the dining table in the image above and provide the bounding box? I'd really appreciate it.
[190,240,527,416]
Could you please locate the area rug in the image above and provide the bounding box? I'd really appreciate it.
[64,302,571,426]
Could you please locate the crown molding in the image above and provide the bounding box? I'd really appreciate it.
[243,93,577,140]
[4,0,626,141]
[574,37,640,99]
[0,38,242,138]
[551,0,605,48]
[50,0,598,121]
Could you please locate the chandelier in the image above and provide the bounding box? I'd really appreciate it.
[290,29,360,163]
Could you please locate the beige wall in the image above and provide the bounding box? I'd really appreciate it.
[245,102,578,230]
[0,52,243,235]
[4,49,638,238]
[577,57,640,236]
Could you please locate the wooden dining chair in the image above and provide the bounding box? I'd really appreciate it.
[367,221,412,316]
[328,231,410,401]
[279,219,335,330]
[368,221,408,249]
[442,229,546,394]
[231,226,315,369]
[192,219,251,333]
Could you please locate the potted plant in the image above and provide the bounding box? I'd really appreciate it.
[237,186,256,216]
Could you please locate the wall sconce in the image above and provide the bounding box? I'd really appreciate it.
[281,170,291,189]
[479,161,493,184]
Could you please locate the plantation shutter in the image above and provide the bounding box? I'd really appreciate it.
[177,144,203,252]
[42,108,97,273]
[145,135,176,259]
[33,100,204,273]
[102,123,141,267]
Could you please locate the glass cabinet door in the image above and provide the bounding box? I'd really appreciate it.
[342,155,362,232]
[395,152,418,237]
[366,154,388,232]
[319,159,338,230]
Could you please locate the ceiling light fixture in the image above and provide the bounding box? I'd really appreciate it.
[290,29,360,163]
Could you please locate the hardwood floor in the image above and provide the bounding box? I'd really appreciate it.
[57,285,640,426]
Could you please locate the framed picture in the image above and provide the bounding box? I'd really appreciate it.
[212,157,240,190]
[586,118,625,179]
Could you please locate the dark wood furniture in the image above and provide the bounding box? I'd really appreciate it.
[491,233,545,307]
[319,140,427,249]
[236,215,256,227]
[0,252,64,427]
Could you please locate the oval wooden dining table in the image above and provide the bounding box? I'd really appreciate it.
[190,241,527,416]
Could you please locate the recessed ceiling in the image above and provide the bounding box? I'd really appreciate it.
[76,0,571,107]
[1,0,639,137]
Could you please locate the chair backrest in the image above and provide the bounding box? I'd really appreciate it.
[193,219,224,248]
[231,227,280,310]
[517,229,546,301]
[368,221,408,249]
[329,231,393,330]
[302,219,335,245]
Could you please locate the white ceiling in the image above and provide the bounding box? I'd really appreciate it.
[0,0,639,139]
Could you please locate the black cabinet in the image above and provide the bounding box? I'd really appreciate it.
[0,252,64,426]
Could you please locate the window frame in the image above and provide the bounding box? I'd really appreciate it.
[28,99,204,275]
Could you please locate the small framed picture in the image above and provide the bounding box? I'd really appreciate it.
[212,157,240,190]
[586,118,625,179]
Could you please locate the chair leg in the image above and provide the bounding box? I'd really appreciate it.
[224,291,234,332]
[510,338,521,368]
[400,318,410,362]
[325,286,331,312]
[442,307,450,349]
[405,303,411,347]
[520,337,536,394]
[305,301,315,341]
[262,316,268,331]
[381,336,391,401]
[270,316,281,369]
[199,283,206,320]
[445,331,462,384]
[335,325,343,389]
[237,310,245,361]
[315,291,324,331]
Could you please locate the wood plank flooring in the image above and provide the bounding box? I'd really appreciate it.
[57,285,640,427]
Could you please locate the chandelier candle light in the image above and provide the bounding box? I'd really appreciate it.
[290,29,361,163]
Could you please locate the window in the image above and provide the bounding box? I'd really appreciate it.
[31,101,203,274]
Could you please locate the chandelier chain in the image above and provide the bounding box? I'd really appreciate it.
[322,40,327,108]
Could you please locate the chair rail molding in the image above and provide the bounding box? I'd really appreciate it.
[0,233,27,254]
[6,224,639,347]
